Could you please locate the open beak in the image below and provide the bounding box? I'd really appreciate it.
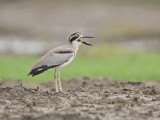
[81,40,92,46]
[80,35,94,46]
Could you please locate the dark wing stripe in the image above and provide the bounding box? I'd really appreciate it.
[54,50,73,54]
[28,64,60,77]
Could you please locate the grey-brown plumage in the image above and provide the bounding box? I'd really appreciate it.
[28,32,94,92]
[28,45,76,77]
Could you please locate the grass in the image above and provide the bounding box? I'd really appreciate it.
[0,52,160,83]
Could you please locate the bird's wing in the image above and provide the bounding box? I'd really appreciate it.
[31,46,74,70]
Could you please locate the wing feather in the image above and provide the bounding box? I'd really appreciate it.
[28,45,75,76]
[32,50,74,70]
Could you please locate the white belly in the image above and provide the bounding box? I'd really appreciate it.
[59,55,74,69]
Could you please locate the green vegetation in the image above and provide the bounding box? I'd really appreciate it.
[0,52,160,83]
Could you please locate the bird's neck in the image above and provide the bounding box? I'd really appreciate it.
[73,44,80,54]
[69,42,80,54]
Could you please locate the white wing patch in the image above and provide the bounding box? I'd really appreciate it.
[37,68,43,71]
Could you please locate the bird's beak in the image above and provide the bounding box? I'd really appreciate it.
[80,36,94,38]
[81,40,92,46]
[80,35,94,46]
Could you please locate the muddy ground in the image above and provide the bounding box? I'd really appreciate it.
[0,77,160,120]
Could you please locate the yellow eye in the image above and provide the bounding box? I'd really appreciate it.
[75,34,79,37]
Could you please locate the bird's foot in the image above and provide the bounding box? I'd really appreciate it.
[59,88,63,92]
[49,88,63,93]
[56,89,59,93]
[59,90,64,94]
[59,90,68,95]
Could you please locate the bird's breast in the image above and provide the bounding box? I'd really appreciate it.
[58,55,75,69]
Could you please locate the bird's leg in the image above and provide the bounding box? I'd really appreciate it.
[54,68,59,92]
[57,68,63,92]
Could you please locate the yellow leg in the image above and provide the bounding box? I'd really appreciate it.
[57,68,63,91]
[54,68,59,92]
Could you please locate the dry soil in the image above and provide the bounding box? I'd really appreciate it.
[0,77,160,120]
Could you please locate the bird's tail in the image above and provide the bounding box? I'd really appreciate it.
[28,65,59,77]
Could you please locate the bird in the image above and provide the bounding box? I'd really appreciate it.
[28,32,94,92]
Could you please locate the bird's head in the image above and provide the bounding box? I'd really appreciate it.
[69,32,94,46]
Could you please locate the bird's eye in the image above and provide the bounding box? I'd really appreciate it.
[75,34,79,37]
[77,40,81,42]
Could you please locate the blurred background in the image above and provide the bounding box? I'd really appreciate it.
[0,0,160,83]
